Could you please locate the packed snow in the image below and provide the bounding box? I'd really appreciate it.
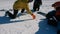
[0,0,60,34]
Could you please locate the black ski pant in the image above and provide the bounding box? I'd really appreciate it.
[7,9,18,19]
[21,9,25,13]
[33,2,41,11]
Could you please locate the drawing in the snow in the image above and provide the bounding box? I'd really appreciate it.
[0,0,60,34]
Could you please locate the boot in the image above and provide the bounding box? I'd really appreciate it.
[31,14,36,19]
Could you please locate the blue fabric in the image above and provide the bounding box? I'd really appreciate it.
[48,10,56,16]
[58,22,60,30]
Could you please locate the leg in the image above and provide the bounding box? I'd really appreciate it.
[33,2,36,11]
[21,9,25,13]
[36,3,40,11]
[6,11,13,18]
[37,1,42,11]
[37,5,40,11]
[6,9,18,19]
[13,9,18,18]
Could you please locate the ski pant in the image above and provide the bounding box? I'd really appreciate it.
[7,8,33,19]
[33,1,41,11]
[7,9,18,19]
[21,9,25,13]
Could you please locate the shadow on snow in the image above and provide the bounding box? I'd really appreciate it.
[0,16,32,24]
[37,12,46,17]
[35,19,57,34]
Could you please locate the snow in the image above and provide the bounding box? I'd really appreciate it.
[0,0,60,34]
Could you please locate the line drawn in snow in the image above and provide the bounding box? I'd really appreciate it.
[0,16,32,24]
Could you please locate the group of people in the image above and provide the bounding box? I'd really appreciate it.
[6,0,42,19]
[5,0,60,34]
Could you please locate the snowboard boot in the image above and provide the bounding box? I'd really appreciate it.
[31,14,36,19]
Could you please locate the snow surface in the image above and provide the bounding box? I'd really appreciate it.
[0,0,60,34]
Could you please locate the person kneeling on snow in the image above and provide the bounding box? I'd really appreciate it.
[46,1,60,34]
[52,2,60,34]
[6,0,36,19]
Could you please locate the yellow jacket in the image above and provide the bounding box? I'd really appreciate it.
[13,0,29,10]
[13,0,36,19]
[13,0,32,14]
